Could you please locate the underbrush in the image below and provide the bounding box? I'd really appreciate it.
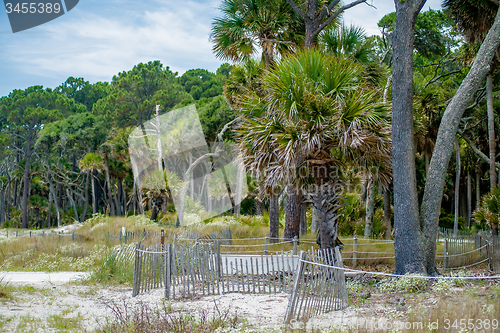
[94,299,244,333]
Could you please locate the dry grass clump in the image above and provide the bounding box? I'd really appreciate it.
[94,299,243,333]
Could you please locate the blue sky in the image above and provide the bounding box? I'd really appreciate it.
[0,0,442,97]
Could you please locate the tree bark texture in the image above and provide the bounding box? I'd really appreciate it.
[269,193,279,242]
[364,177,375,238]
[392,0,427,275]
[21,132,33,228]
[283,186,302,240]
[420,8,500,276]
[487,74,497,189]
[453,137,461,238]
[384,188,392,239]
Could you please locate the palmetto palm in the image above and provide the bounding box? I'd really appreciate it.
[320,25,374,64]
[320,24,386,88]
[474,186,500,235]
[210,0,304,67]
[236,49,392,249]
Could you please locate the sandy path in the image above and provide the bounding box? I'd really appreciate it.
[0,271,89,287]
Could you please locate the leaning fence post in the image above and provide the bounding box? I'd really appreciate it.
[284,250,307,324]
[487,241,492,272]
[443,238,448,270]
[165,243,172,299]
[352,236,357,268]
[293,236,298,255]
[265,234,269,255]
[132,242,141,297]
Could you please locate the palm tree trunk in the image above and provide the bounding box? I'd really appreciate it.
[300,202,307,235]
[269,193,279,242]
[364,177,376,238]
[104,154,115,216]
[283,186,302,240]
[384,187,392,239]
[80,170,90,222]
[312,184,342,250]
[92,170,98,214]
[487,74,497,190]
[453,137,460,238]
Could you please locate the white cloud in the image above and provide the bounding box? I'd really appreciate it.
[4,0,223,83]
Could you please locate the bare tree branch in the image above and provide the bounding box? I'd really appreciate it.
[313,0,368,36]
[459,130,500,168]
[286,0,307,20]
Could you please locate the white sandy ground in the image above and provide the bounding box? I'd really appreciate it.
[0,272,412,332]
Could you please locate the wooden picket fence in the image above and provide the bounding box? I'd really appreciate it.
[132,240,299,299]
[284,247,348,324]
[490,236,500,273]
[442,235,490,269]
[178,228,233,245]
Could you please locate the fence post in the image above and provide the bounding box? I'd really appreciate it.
[132,242,141,297]
[352,236,357,268]
[443,238,448,270]
[293,236,298,256]
[71,232,74,241]
[265,234,269,255]
[164,243,172,299]
[284,251,307,324]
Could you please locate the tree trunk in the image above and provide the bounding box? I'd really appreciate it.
[476,170,481,210]
[392,0,427,275]
[92,170,98,214]
[360,173,369,202]
[453,137,460,238]
[150,205,158,221]
[300,202,307,235]
[80,170,90,222]
[467,171,472,228]
[67,188,79,222]
[269,193,279,242]
[364,177,376,238]
[384,187,392,239]
[21,135,33,229]
[283,186,302,240]
[255,199,265,216]
[104,154,115,216]
[487,74,497,189]
[113,182,121,216]
[311,206,320,235]
[48,178,61,227]
[420,8,500,276]
[312,183,342,250]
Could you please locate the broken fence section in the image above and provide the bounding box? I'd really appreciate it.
[284,247,348,325]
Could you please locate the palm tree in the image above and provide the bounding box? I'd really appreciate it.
[443,0,499,190]
[79,153,104,216]
[474,186,500,235]
[235,49,392,249]
[320,25,374,63]
[210,0,304,67]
